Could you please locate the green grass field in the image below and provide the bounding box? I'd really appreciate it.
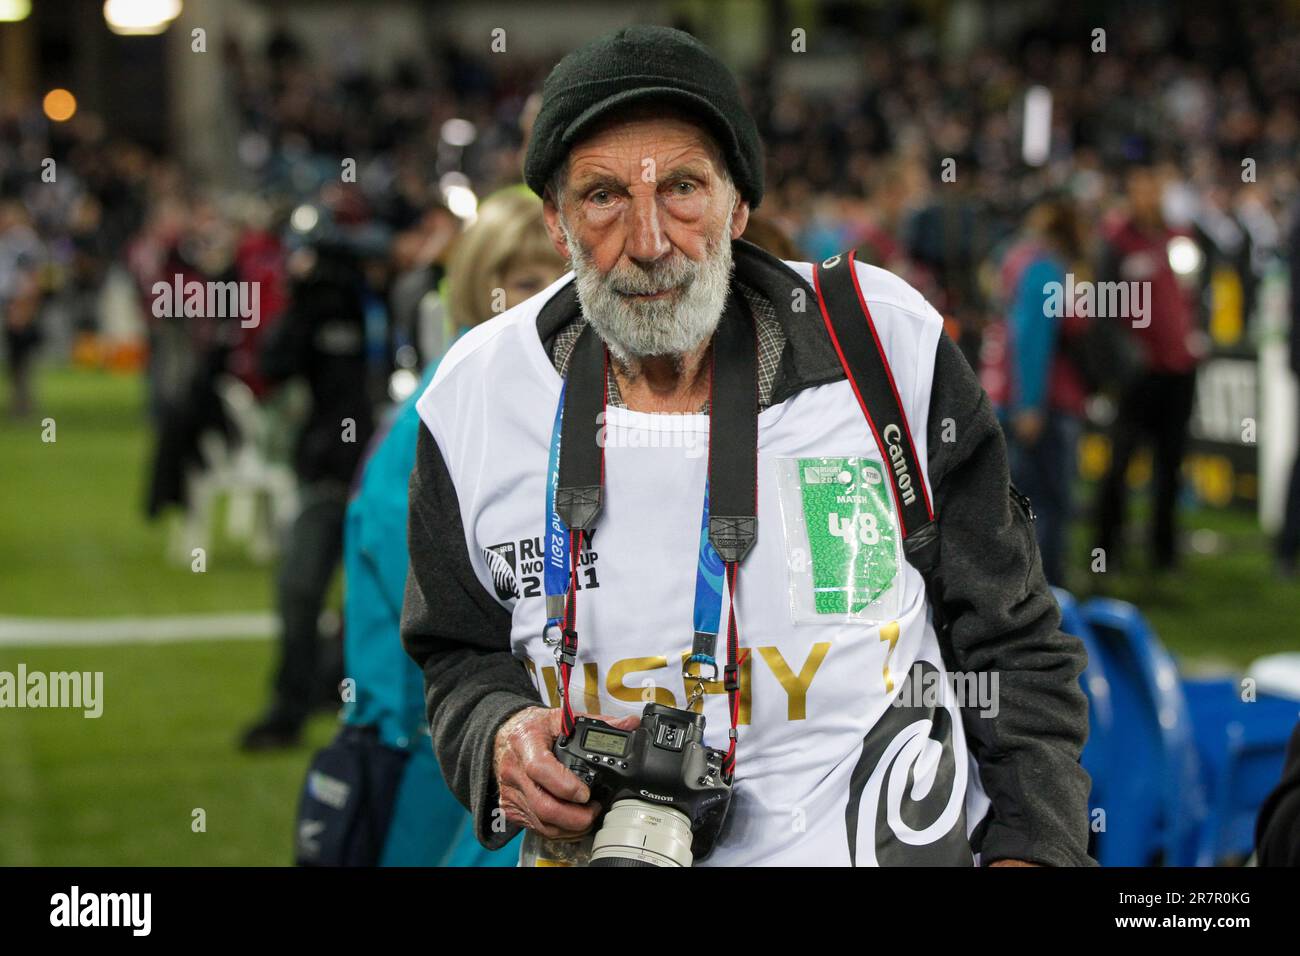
[1,365,1297,864]
[0,640,336,866]
[0,367,333,865]
[0,368,272,616]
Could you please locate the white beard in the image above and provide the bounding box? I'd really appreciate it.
[561,216,734,370]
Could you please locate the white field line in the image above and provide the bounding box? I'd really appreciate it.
[0,612,276,647]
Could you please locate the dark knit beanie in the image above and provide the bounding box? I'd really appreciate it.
[523,26,764,208]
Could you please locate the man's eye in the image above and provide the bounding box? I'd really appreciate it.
[590,190,613,206]
[670,181,696,195]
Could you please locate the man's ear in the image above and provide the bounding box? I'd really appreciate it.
[729,197,751,239]
[542,197,571,261]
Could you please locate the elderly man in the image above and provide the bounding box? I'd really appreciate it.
[401,25,1092,866]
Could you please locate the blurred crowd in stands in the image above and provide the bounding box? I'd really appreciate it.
[2,7,1299,741]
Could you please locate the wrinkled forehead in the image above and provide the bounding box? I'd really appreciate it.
[563,102,728,183]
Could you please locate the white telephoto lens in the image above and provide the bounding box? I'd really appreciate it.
[589,799,695,867]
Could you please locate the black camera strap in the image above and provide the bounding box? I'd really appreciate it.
[554,294,758,779]
[811,249,939,576]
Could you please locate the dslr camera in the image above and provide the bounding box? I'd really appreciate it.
[554,702,732,866]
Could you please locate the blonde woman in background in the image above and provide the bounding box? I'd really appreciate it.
[416,187,567,363]
[446,186,568,332]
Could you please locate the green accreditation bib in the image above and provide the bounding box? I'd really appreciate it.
[776,456,903,624]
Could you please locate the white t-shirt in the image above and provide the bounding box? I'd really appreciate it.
[417,261,991,865]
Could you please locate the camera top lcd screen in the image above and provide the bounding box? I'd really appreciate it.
[582,728,628,757]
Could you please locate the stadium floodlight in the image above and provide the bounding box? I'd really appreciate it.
[43,89,77,122]
[0,0,32,23]
[103,0,182,36]
[439,172,478,222]
[388,368,420,403]
[290,204,320,234]
[441,118,477,148]
[1022,85,1052,167]
[1167,235,1203,276]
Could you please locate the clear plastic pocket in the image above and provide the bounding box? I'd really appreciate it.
[775,456,903,626]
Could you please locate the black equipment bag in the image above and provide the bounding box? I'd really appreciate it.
[293,724,410,866]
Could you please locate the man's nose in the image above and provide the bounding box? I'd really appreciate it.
[624,191,671,264]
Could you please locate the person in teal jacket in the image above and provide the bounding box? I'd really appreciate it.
[339,187,566,865]
[995,197,1089,588]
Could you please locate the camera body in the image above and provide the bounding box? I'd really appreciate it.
[554,702,732,865]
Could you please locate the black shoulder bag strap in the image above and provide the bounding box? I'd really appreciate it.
[811,250,945,622]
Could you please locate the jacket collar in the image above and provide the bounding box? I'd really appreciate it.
[534,238,844,405]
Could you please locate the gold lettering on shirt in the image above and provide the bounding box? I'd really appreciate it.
[540,664,561,708]
[879,621,900,694]
[525,660,600,711]
[756,643,831,720]
[679,650,753,725]
[607,655,677,707]
[522,660,543,707]
[582,661,600,713]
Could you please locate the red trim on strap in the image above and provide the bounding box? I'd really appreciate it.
[559,529,582,736]
[599,347,609,488]
[811,256,935,530]
[812,265,910,528]
[844,250,934,517]
[722,560,741,776]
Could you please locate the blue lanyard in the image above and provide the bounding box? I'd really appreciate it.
[543,385,725,664]
[543,382,572,630]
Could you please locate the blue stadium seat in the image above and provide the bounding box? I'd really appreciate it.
[1054,587,1113,862]
[1182,676,1298,865]
[1079,597,1208,866]
[1055,590,1107,801]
